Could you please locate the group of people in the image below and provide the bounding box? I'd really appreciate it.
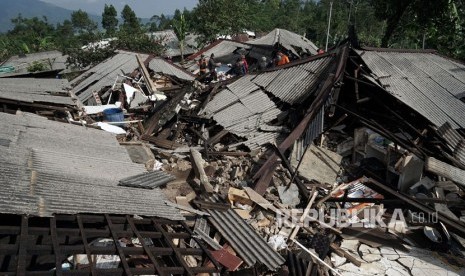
[197,49,295,80]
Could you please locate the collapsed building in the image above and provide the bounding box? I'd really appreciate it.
[0,29,465,275]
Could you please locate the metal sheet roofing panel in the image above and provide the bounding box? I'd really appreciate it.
[207,204,285,270]
[240,90,276,114]
[70,51,149,104]
[1,50,67,74]
[119,170,175,189]
[381,77,459,128]
[213,102,253,127]
[249,28,318,56]
[265,66,312,104]
[252,70,281,88]
[149,58,195,81]
[227,75,259,98]
[0,78,74,105]
[0,112,183,219]
[203,88,239,114]
[359,50,465,128]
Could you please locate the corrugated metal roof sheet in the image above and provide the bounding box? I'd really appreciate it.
[436,122,465,167]
[206,200,285,270]
[1,50,67,75]
[119,170,175,189]
[149,58,195,81]
[70,50,149,104]
[227,75,259,97]
[251,56,333,104]
[203,89,239,114]
[248,28,318,56]
[203,55,333,149]
[358,50,465,128]
[0,112,183,219]
[0,78,75,105]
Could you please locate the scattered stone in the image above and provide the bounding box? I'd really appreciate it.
[359,244,382,262]
[204,165,216,177]
[331,253,347,267]
[340,239,359,254]
[230,166,241,179]
[380,247,400,261]
[176,159,191,171]
[277,184,300,207]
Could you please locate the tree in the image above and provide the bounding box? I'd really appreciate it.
[121,4,141,33]
[173,12,188,62]
[191,0,250,44]
[102,4,118,36]
[71,10,97,35]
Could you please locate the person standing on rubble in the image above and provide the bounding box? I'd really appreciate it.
[241,54,249,74]
[233,58,245,76]
[258,56,267,71]
[198,54,208,76]
[208,53,221,80]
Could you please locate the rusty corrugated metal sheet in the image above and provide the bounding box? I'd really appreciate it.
[206,199,285,270]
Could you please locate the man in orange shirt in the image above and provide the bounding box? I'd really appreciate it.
[277,51,290,66]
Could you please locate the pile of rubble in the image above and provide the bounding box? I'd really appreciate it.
[1,29,465,275]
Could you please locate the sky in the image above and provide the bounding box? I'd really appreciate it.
[40,0,199,18]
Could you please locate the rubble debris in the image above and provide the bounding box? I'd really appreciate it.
[3,28,465,276]
[291,144,343,184]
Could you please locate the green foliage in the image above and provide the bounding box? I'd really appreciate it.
[26,60,47,72]
[115,32,165,55]
[102,4,118,36]
[191,0,250,44]
[65,46,116,69]
[71,10,97,35]
[121,4,141,33]
[173,12,187,60]
[2,0,464,66]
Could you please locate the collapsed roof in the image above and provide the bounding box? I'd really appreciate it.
[248,28,319,57]
[0,50,67,77]
[0,112,183,219]
[0,78,75,106]
[201,53,336,150]
[357,48,465,129]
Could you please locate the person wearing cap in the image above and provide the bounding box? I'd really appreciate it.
[258,56,267,71]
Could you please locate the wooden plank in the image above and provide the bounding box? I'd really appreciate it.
[137,54,157,95]
[164,201,210,216]
[50,217,63,276]
[190,148,214,193]
[16,216,28,276]
[104,214,132,276]
[141,135,183,149]
[77,215,97,276]
[126,216,165,276]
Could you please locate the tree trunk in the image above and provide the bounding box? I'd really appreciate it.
[381,0,413,47]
